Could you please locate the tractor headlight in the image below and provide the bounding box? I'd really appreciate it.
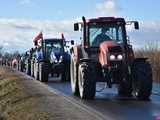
[110,55,116,60]
[117,54,123,60]
[59,56,63,63]
[50,53,57,63]
[55,59,58,63]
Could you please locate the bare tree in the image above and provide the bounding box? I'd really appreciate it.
[135,42,160,82]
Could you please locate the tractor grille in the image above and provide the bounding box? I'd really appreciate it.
[108,46,122,53]
[110,61,123,67]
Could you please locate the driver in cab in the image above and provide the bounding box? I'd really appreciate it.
[92,27,111,47]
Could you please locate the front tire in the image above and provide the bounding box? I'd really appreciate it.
[34,62,39,80]
[70,56,79,95]
[39,62,48,82]
[62,62,70,82]
[31,60,34,77]
[131,60,153,100]
[78,63,96,99]
[118,67,132,97]
[26,62,31,75]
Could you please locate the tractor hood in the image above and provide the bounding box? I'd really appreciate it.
[99,40,123,67]
[99,41,119,52]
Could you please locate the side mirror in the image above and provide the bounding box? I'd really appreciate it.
[134,22,139,30]
[71,40,74,45]
[74,23,79,31]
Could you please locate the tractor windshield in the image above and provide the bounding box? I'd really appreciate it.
[89,23,125,47]
[45,41,64,59]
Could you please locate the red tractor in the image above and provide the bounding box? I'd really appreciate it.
[70,16,153,100]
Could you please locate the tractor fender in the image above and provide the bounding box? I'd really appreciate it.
[133,58,148,63]
[70,45,82,63]
[78,58,95,64]
[130,57,149,75]
[78,58,98,71]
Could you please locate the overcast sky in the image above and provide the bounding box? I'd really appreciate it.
[0,0,160,52]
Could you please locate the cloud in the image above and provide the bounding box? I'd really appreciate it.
[0,17,160,53]
[94,1,160,49]
[95,0,120,16]
[127,21,160,49]
[0,18,78,53]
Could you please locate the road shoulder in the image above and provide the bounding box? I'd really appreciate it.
[0,67,103,120]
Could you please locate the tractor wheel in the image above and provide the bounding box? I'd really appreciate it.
[19,64,22,71]
[62,72,67,82]
[17,62,20,71]
[31,60,34,77]
[26,62,31,75]
[78,63,96,99]
[34,62,39,80]
[39,62,48,82]
[20,63,24,72]
[131,61,153,100]
[118,68,132,97]
[70,56,79,95]
[62,62,70,82]
[118,80,132,97]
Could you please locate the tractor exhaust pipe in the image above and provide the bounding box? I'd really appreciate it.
[82,16,87,47]
[82,16,86,24]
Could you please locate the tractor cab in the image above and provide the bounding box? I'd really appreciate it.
[43,39,64,62]
[74,17,139,47]
[74,17,139,65]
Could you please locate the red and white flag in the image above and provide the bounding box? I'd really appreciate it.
[34,32,43,42]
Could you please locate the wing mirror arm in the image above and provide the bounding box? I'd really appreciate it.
[126,21,139,30]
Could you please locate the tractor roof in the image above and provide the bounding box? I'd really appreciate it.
[86,17,125,24]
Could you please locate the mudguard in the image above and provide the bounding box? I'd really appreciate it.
[133,58,148,63]
[70,45,82,63]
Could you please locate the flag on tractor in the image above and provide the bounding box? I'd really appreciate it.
[34,32,43,42]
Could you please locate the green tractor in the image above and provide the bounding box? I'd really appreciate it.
[31,33,71,82]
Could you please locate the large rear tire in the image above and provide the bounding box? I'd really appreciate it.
[62,62,70,82]
[131,61,153,100]
[26,62,31,75]
[78,63,96,99]
[34,62,39,80]
[19,61,24,72]
[118,67,132,97]
[70,56,79,96]
[62,72,67,82]
[31,60,34,77]
[39,62,48,82]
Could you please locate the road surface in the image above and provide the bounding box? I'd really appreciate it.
[44,78,160,120]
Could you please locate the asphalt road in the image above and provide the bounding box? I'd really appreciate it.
[45,78,160,120]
